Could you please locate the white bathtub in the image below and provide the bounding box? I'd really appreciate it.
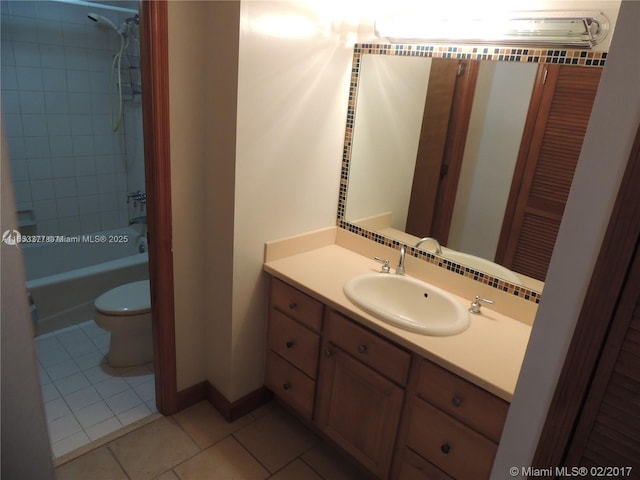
[23,226,149,335]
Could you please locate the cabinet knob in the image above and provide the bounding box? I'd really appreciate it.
[451,396,463,407]
[358,344,367,354]
[285,341,294,349]
[325,350,332,357]
[288,302,297,310]
[282,383,291,391]
[440,444,451,454]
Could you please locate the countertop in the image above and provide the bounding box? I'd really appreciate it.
[264,243,532,402]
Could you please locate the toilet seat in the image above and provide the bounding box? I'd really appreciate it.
[95,280,150,316]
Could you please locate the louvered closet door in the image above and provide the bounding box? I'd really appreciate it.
[495,65,602,281]
[563,241,640,472]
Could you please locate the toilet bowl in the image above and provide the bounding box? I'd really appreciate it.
[94,280,152,367]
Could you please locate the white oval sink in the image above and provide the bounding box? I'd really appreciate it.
[343,273,470,336]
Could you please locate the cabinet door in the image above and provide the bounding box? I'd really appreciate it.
[316,343,404,479]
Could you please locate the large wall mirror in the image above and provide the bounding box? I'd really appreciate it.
[338,44,606,302]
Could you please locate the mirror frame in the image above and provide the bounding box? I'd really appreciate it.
[337,43,607,304]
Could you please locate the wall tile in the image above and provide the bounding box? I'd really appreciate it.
[56,197,80,217]
[54,178,78,198]
[45,92,70,114]
[49,135,74,157]
[30,179,55,200]
[52,156,76,178]
[16,65,44,90]
[27,157,53,179]
[42,68,67,92]
[3,5,144,236]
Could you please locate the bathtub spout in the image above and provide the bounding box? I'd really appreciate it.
[129,216,147,225]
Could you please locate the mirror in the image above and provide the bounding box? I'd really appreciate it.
[338,44,607,300]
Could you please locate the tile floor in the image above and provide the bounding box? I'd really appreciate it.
[55,400,375,480]
[36,320,156,458]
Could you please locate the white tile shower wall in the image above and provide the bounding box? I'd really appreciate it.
[1,0,145,236]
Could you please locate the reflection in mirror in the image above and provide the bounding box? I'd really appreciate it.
[339,44,606,300]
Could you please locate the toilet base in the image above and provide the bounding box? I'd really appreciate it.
[107,326,153,367]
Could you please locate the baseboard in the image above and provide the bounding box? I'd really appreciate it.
[206,383,273,422]
[176,381,207,411]
[176,381,273,422]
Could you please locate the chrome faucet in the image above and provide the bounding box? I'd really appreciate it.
[396,244,407,275]
[468,296,494,314]
[129,215,147,225]
[415,237,442,255]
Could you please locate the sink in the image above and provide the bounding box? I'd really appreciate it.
[441,249,522,285]
[343,273,470,336]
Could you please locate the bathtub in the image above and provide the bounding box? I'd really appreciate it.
[23,226,149,335]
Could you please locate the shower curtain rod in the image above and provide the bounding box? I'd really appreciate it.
[48,0,138,15]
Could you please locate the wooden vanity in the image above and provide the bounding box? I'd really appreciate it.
[265,276,511,479]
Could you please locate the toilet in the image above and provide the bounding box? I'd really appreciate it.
[94,280,152,367]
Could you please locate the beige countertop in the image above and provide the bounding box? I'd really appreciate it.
[264,243,532,402]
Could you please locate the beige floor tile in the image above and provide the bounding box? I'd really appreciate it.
[55,446,128,480]
[174,436,269,480]
[153,470,180,480]
[172,400,255,449]
[109,417,200,480]
[233,405,318,473]
[270,459,324,480]
[302,442,375,480]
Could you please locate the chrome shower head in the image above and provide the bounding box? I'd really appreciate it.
[87,12,118,32]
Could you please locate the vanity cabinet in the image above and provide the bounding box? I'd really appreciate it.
[316,310,410,479]
[394,359,509,480]
[264,276,510,479]
[265,278,323,420]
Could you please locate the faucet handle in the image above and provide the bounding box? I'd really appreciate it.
[469,295,494,315]
[374,257,390,274]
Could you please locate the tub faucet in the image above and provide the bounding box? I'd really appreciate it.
[129,215,147,225]
[415,237,442,255]
[396,244,407,275]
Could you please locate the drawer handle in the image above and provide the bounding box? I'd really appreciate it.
[282,383,291,391]
[451,396,463,407]
[288,302,298,310]
[285,341,294,349]
[358,344,367,354]
[440,444,451,454]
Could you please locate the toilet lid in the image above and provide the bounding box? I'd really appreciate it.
[95,280,151,316]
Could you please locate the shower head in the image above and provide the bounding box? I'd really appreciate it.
[88,12,119,32]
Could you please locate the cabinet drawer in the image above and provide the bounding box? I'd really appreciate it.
[325,310,411,385]
[417,360,509,442]
[397,448,454,480]
[268,309,320,378]
[406,398,497,480]
[265,351,315,420]
[270,278,323,332]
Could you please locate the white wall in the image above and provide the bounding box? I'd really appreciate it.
[492,0,639,476]
[232,0,353,400]
[168,0,353,399]
[346,54,431,230]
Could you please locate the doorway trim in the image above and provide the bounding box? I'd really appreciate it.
[140,0,178,415]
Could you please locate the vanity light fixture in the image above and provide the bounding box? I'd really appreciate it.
[374,11,609,49]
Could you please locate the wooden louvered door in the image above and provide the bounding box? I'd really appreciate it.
[495,64,602,281]
[562,237,640,474]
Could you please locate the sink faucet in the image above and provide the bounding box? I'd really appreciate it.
[396,244,407,275]
[415,237,442,255]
